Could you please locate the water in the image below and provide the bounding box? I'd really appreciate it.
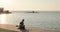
[0,11,60,30]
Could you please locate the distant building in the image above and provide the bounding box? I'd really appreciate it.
[4,10,9,13]
[0,8,4,12]
[0,8,11,14]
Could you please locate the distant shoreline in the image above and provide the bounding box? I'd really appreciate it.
[12,11,60,13]
[0,12,11,14]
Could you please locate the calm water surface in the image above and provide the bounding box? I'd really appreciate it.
[0,12,60,30]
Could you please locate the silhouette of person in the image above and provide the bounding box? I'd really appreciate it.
[19,19,25,30]
[20,19,24,25]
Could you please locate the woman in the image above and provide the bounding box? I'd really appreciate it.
[19,19,25,30]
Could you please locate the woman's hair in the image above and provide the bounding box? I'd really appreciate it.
[22,19,24,22]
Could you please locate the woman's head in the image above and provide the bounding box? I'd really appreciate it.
[22,19,24,22]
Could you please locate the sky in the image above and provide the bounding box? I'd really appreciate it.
[0,0,60,11]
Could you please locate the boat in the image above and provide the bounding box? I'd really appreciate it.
[26,11,39,13]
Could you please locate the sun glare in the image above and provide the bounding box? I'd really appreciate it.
[1,14,6,24]
[0,0,10,3]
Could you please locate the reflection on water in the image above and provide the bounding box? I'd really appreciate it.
[0,14,11,24]
[0,14,6,24]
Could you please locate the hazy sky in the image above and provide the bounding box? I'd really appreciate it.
[0,0,60,11]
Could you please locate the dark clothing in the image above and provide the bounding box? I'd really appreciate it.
[20,22,24,25]
[19,25,25,30]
